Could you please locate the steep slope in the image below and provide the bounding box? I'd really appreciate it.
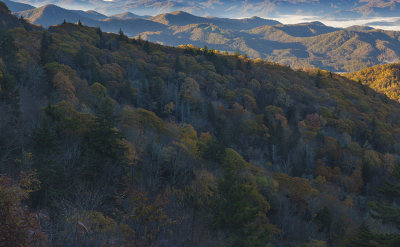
[99,17,167,36]
[0,1,39,29]
[110,11,150,20]
[3,5,400,245]
[150,11,205,26]
[245,26,400,71]
[273,22,340,37]
[2,0,34,12]
[18,4,400,72]
[71,9,107,20]
[17,4,167,35]
[17,4,95,27]
[151,11,280,30]
[141,21,400,72]
[345,63,400,101]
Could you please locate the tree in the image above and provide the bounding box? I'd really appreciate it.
[314,206,333,233]
[0,30,19,74]
[96,27,105,49]
[315,69,322,88]
[0,60,19,108]
[32,109,67,207]
[174,56,183,72]
[118,28,128,42]
[203,45,208,54]
[367,165,400,246]
[143,40,150,53]
[40,31,53,65]
[348,223,376,247]
[0,172,48,247]
[213,148,274,246]
[82,99,125,185]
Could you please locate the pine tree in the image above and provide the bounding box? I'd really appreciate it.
[143,40,150,53]
[315,69,322,88]
[366,165,400,246]
[202,45,208,54]
[118,28,128,42]
[174,56,183,72]
[0,31,19,109]
[40,31,53,65]
[96,27,105,48]
[213,148,273,246]
[0,30,18,72]
[32,109,66,207]
[82,100,125,184]
[349,223,376,247]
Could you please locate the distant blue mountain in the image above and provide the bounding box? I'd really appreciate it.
[8,0,400,18]
[2,0,34,12]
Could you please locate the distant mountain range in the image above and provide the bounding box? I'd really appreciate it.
[15,4,281,35]
[7,0,400,18]
[7,0,399,72]
[140,18,400,72]
[16,4,170,35]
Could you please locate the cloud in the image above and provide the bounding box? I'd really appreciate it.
[270,14,400,30]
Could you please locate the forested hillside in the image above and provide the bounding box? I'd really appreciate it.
[143,20,400,72]
[15,2,400,72]
[2,2,400,246]
[345,63,400,102]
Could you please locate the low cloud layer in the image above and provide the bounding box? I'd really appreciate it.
[269,15,400,31]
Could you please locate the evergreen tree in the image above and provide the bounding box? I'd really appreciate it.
[32,109,66,207]
[96,27,105,48]
[143,40,150,53]
[0,31,20,109]
[213,148,273,246]
[40,31,53,65]
[366,165,400,246]
[174,56,183,72]
[0,65,18,108]
[315,69,322,88]
[349,223,376,247]
[118,28,128,42]
[82,99,125,184]
[0,30,18,72]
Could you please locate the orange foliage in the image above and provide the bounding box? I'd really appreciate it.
[0,173,48,247]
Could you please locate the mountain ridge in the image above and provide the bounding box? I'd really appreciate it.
[12,1,400,72]
[2,0,33,11]
[3,2,400,246]
[17,4,167,35]
[8,0,400,17]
